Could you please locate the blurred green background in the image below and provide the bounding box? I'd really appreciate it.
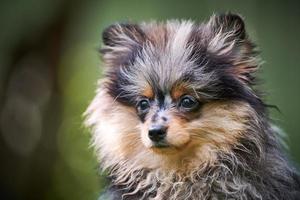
[0,0,299,199]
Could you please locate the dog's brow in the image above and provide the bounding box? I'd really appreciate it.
[142,84,154,99]
[170,82,189,100]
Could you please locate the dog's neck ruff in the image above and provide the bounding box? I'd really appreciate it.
[104,150,262,200]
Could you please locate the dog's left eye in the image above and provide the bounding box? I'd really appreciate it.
[137,99,150,112]
[179,95,199,110]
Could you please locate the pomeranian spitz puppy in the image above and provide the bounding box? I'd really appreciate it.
[85,13,300,200]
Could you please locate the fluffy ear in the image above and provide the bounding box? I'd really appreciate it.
[206,13,259,84]
[100,23,146,67]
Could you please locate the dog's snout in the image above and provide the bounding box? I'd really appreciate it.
[148,126,167,142]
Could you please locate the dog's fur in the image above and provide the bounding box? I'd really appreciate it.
[85,13,300,200]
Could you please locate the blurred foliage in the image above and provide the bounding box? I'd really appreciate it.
[0,0,299,200]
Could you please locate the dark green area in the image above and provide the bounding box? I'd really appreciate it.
[0,1,299,199]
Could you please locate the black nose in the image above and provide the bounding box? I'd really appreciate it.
[148,126,167,142]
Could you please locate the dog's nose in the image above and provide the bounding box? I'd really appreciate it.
[148,126,167,142]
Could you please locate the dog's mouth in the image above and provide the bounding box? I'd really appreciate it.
[149,141,176,154]
[151,141,171,148]
[149,139,192,153]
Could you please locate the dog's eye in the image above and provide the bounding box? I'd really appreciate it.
[179,95,199,110]
[137,99,150,112]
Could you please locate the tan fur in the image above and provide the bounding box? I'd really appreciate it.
[188,101,254,148]
[170,83,189,100]
[142,85,154,99]
[86,84,257,172]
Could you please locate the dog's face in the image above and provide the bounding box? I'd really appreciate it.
[86,14,261,170]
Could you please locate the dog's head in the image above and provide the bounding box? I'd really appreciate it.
[86,13,262,171]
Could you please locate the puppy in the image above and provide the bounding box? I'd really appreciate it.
[85,13,300,200]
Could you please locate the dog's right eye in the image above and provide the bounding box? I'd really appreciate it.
[137,99,150,112]
[179,95,199,111]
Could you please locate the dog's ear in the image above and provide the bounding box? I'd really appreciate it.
[100,23,146,67]
[205,13,259,84]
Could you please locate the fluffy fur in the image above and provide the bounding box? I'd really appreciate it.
[85,13,300,200]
